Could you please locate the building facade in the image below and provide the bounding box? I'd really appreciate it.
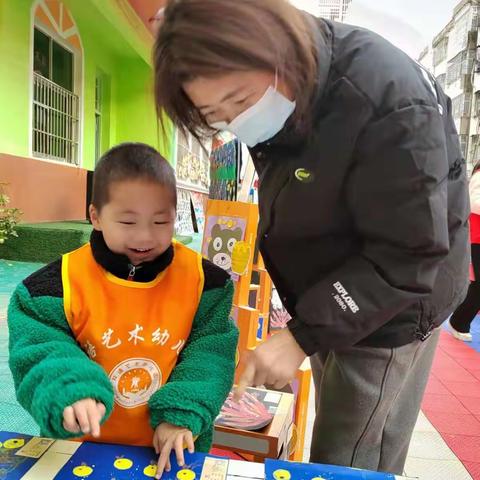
[317,0,352,22]
[0,0,173,222]
[419,0,480,176]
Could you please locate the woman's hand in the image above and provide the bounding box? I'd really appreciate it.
[235,328,307,399]
[153,423,194,479]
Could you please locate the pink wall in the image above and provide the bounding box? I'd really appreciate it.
[0,154,87,223]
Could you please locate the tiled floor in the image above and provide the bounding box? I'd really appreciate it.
[302,325,480,480]
[1,259,480,479]
[404,412,473,480]
[302,381,472,477]
[0,260,42,436]
[421,328,480,479]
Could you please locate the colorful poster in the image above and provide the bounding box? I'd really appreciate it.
[209,140,238,201]
[265,459,397,480]
[175,188,194,235]
[0,432,37,480]
[269,288,292,333]
[202,215,247,278]
[54,442,211,480]
[176,145,210,193]
[230,306,239,327]
[190,191,207,235]
[257,316,265,341]
[215,388,282,431]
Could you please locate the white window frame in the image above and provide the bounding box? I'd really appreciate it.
[29,0,84,167]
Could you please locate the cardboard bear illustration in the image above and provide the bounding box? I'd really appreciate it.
[207,224,243,272]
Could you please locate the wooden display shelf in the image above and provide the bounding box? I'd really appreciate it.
[213,389,295,461]
[289,359,312,461]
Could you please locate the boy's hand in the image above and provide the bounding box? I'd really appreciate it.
[63,399,106,438]
[153,423,194,479]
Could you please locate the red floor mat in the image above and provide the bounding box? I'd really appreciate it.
[422,330,480,479]
[464,462,480,480]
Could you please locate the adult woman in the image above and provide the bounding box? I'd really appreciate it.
[449,162,480,341]
[154,0,469,474]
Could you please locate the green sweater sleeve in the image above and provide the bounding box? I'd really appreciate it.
[8,282,114,438]
[148,279,238,440]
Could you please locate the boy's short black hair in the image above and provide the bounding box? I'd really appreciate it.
[92,143,177,211]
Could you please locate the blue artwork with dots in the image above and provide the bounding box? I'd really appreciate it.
[0,431,37,480]
[266,459,398,480]
[54,442,209,479]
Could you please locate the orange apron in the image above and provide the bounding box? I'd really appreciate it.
[62,241,204,446]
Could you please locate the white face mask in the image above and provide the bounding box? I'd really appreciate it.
[210,75,296,147]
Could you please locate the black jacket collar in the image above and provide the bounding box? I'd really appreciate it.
[90,229,174,282]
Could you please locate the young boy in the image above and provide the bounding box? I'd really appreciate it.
[8,143,238,477]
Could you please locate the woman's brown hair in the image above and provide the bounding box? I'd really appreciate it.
[153,0,318,140]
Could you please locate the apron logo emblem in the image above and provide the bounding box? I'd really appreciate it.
[109,358,162,408]
[295,168,314,183]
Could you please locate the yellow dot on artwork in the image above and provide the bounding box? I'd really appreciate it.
[273,469,291,480]
[226,220,234,228]
[143,463,157,477]
[177,468,196,480]
[72,465,94,477]
[114,457,133,470]
[3,438,25,449]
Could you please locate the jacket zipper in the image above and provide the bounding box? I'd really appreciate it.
[127,264,136,281]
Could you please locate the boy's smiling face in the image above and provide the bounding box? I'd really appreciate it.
[89,179,176,266]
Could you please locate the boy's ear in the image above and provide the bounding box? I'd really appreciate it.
[89,204,102,230]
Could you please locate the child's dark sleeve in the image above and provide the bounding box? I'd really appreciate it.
[148,259,238,439]
[7,260,114,438]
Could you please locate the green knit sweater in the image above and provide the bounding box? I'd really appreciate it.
[8,247,238,452]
